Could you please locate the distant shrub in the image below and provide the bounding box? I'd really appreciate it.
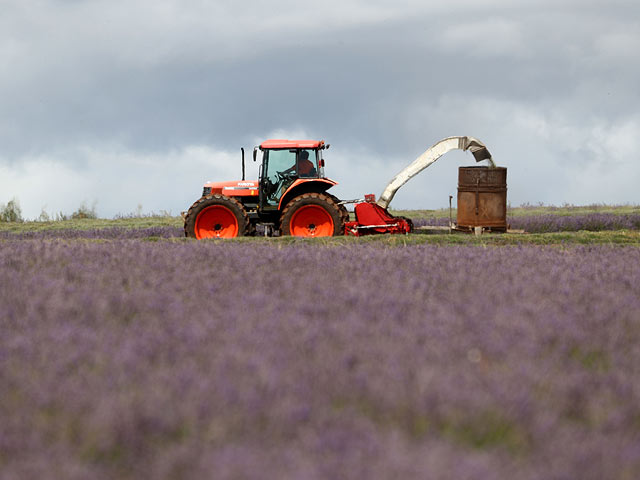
[113,205,173,219]
[71,201,98,220]
[0,198,23,222]
[37,208,51,222]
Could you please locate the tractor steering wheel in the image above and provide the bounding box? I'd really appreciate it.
[276,171,295,182]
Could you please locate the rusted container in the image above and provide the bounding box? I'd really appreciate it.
[457,166,507,231]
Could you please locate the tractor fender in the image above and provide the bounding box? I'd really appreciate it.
[278,178,337,210]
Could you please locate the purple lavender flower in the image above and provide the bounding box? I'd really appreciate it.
[508,213,640,233]
[0,226,183,240]
[410,212,640,233]
[0,241,639,479]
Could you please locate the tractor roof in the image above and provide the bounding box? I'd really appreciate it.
[260,139,324,149]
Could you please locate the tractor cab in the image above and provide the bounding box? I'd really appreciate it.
[256,139,328,210]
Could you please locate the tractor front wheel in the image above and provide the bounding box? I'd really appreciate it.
[184,194,249,239]
[280,193,344,237]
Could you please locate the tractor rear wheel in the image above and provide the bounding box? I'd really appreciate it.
[326,192,351,226]
[184,194,249,239]
[280,193,344,237]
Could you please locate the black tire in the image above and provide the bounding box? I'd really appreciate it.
[280,193,344,237]
[184,194,250,239]
[326,192,351,226]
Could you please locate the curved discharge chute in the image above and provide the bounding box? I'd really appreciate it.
[376,136,494,210]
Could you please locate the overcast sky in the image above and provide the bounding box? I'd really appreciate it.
[1,0,639,218]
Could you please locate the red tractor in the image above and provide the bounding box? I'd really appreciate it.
[184,139,349,238]
[184,136,492,238]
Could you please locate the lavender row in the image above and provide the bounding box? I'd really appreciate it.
[0,225,184,240]
[510,212,640,232]
[411,212,640,232]
[2,241,639,479]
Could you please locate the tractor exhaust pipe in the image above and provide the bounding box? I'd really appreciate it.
[241,147,245,181]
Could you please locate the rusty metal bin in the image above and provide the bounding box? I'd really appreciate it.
[457,166,507,231]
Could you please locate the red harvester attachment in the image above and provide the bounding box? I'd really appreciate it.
[345,194,413,236]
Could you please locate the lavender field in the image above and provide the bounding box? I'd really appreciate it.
[411,211,640,233]
[1,237,640,479]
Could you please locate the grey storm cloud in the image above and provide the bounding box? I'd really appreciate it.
[1,0,639,218]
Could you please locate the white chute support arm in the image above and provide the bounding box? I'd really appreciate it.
[376,136,494,210]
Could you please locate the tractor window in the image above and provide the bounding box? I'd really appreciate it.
[298,149,318,178]
[318,149,325,178]
[263,149,297,206]
[266,149,296,183]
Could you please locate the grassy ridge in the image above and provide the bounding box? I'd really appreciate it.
[3,227,640,246]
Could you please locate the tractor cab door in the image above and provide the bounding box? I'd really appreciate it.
[259,148,298,209]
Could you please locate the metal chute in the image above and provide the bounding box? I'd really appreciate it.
[376,136,494,210]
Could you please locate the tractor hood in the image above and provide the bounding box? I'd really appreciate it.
[203,180,259,197]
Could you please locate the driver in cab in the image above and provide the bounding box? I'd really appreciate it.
[282,150,316,178]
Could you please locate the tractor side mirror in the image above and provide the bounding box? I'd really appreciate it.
[319,159,325,168]
[253,147,258,162]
